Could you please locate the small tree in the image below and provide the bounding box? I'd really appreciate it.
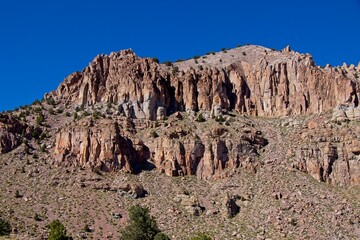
[121,205,160,240]
[191,233,212,240]
[48,219,72,240]
[0,217,11,236]
[154,232,171,240]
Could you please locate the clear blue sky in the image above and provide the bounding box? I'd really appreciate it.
[0,0,359,111]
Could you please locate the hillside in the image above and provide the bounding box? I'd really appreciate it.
[0,45,360,239]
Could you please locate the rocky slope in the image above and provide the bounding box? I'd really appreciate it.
[0,45,360,239]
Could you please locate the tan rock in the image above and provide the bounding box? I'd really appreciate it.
[48,47,360,120]
[54,118,149,173]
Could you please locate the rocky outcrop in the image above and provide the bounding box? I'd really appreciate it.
[151,125,267,179]
[332,104,360,122]
[223,193,240,218]
[293,121,360,185]
[0,114,26,153]
[48,46,360,120]
[54,118,150,173]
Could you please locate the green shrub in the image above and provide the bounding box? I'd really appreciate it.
[191,233,212,240]
[40,144,47,153]
[36,113,45,125]
[73,112,79,121]
[172,66,179,75]
[152,58,159,63]
[56,108,64,114]
[163,61,172,67]
[81,111,89,117]
[154,232,171,240]
[196,113,205,122]
[32,99,41,105]
[33,106,42,113]
[215,115,225,123]
[34,213,41,221]
[84,224,92,232]
[151,131,159,138]
[46,97,56,106]
[15,190,21,198]
[92,111,102,120]
[121,205,160,240]
[0,217,11,236]
[48,219,72,240]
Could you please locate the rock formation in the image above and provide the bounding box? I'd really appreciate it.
[0,113,26,153]
[291,118,360,185]
[151,125,267,179]
[54,118,150,173]
[48,46,360,120]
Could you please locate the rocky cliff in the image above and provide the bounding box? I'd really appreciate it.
[3,44,359,184]
[54,118,149,173]
[48,46,360,120]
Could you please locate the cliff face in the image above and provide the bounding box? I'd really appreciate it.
[0,114,26,153]
[49,46,360,120]
[291,118,360,186]
[45,45,360,183]
[151,125,267,179]
[54,118,150,173]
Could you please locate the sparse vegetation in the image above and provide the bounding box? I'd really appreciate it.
[152,58,159,63]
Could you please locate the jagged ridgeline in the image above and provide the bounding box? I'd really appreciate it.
[1,45,360,183]
[47,46,360,120]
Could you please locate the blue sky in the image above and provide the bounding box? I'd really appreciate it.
[0,0,359,111]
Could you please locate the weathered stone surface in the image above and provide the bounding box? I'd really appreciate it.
[48,46,360,120]
[0,114,26,153]
[294,122,360,185]
[54,118,149,173]
[152,125,267,179]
